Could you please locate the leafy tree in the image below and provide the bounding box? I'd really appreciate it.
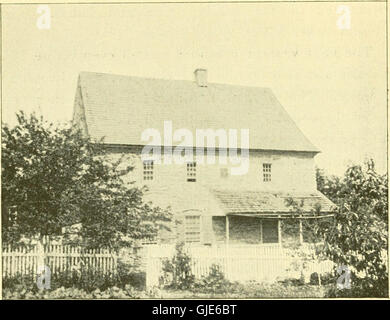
[315,167,343,204]
[2,112,172,251]
[316,160,388,297]
[317,161,388,222]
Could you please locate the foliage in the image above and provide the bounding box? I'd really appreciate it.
[161,246,232,293]
[2,266,155,299]
[161,242,195,290]
[4,278,329,299]
[116,261,146,290]
[316,160,388,223]
[285,160,388,296]
[3,285,141,300]
[52,270,122,293]
[2,265,145,293]
[2,111,172,250]
[160,281,329,299]
[315,167,343,204]
[283,198,331,249]
[2,274,37,293]
[193,264,232,294]
[316,160,388,297]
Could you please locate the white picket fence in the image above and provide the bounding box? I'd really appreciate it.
[2,243,117,278]
[145,244,334,287]
[2,241,335,286]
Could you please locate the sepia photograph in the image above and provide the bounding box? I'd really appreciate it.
[0,1,388,301]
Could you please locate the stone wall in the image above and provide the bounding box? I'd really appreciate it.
[105,146,318,194]
[213,216,264,244]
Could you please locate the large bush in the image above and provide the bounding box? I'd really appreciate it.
[2,112,171,251]
[3,262,146,297]
[193,264,232,294]
[316,160,388,297]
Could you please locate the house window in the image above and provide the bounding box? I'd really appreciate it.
[185,215,201,243]
[143,160,154,180]
[220,168,228,178]
[187,162,196,182]
[263,163,271,182]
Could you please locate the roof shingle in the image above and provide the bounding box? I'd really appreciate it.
[76,71,320,152]
[211,189,336,215]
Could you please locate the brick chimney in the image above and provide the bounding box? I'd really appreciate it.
[194,69,207,87]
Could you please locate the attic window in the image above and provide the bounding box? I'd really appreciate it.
[143,160,154,181]
[187,162,196,182]
[263,163,272,182]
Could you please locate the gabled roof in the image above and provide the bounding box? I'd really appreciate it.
[74,71,319,152]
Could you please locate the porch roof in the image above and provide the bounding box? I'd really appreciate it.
[211,189,336,217]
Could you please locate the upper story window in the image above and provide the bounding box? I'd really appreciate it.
[143,160,154,181]
[263,163,272,182]
[184,215,201,243]
[187,162,196,182]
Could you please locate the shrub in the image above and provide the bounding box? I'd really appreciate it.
[2,273,37,292]
[309,272,320,285]
[194,264,232,294]
[116,260,146,290]
[2,269,145,299]
[161,242,195,290]
[279,277,304,287]
[2,263,145,297]
[50,269,121,292]
[325,271,388,298]
[3,285,141,300]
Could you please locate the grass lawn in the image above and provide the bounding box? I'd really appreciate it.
[157,282,332,299]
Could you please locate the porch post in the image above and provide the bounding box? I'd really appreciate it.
[299,216,303,245]
[278,217,282,247]
[225,215,230,245]
[259,219,263,243]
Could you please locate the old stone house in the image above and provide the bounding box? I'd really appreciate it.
[72,69,335,248]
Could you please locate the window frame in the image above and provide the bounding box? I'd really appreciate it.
[263,163,272,182]
[186,161,197,182]
[143,160,154,181]
[184,215,201,243]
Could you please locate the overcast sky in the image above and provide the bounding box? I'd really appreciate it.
[2,3,387,176]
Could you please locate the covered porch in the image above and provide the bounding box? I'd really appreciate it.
[144,186,336,247]
[212,214,333,247]
[209,189,336,247]
[213,215,281,245]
